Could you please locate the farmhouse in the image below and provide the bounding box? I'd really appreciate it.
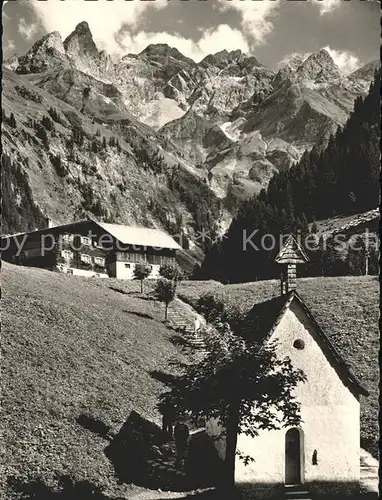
[1,218,181,279]
[206,236,369,499]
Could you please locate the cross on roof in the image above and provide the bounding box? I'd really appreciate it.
[275,234,309,265]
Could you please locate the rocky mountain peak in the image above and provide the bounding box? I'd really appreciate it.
[200,49,242,68]
[33,31,65,54]
[14,30,68,74]
[73,21,91,35]
[63,21,99,59]
[138,43,194,66]
[199,49,264,76]
[285,54,306,71]
[294,48,340,83]
[309,48,336,66]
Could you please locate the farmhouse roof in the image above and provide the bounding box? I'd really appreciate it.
[243,291,369,398]
[1,220,182,251]
[96,222,182,250]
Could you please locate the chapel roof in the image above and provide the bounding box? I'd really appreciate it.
[241,290,369,398]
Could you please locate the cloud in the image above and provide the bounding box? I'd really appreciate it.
[314,0,342,16]
[18,17,39,41]
[323,46,361,74]
[4,39,16,53]
[119,24,249,63]
[198,25,249,57]
[216,0,280,46]
[29,0,277,61]
[30,0,167,56]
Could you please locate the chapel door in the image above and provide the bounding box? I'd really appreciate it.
[285,428,301,485]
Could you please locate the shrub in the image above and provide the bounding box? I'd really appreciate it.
[197,292,225,322]
[91,140,100,154]
[41,115,55,131]
[48,107,64,124]
[50,154,67,177]
[159,263,183,283]
[35,124,49,150]
[5,112,17,128]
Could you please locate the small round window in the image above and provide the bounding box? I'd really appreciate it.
[293,339,305,350]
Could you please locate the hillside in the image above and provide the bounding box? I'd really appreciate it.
[1,262,192,499]
[1,66,223,258]
[178,276,380,459]
[1,263,379,498]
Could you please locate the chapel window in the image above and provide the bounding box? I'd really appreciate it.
[293,339,305,350]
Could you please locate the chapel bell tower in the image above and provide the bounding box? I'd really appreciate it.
[275,235,309,295]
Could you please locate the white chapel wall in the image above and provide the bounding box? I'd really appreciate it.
[234,300,360,489]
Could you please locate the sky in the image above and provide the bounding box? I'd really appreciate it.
[2,0,380,74]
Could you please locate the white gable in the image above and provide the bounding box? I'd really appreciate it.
[270,298,360,405]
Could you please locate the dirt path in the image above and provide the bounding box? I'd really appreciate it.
[174,297,206,327]
[129,487,216,499]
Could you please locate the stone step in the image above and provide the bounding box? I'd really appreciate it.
[284,497,311,500]
[284,486,312,500]
[285,493,311,497]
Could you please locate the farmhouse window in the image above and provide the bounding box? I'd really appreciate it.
[61,250,74,260]
[125,263,131,268]
[94,257,105,266]
[81,236,92,246]
[81,254,92,264]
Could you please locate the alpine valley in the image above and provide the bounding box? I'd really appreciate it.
[2,21,379,268]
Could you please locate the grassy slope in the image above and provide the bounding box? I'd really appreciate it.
[178,276,380,458]
[1,262,186,498]
[1,264,379,499]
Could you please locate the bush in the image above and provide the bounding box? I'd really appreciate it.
[197,292,225,323]
[5,112,17,128]
[35,124,49,150]
[41,115,55,131]
[50,154,67,177]
[91,141,100,154]
[159,263,183,283]
[48,107,64,124]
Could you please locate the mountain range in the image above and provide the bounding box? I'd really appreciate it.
[2,21,379,258]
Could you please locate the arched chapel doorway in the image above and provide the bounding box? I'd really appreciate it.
[285,428,302,485]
